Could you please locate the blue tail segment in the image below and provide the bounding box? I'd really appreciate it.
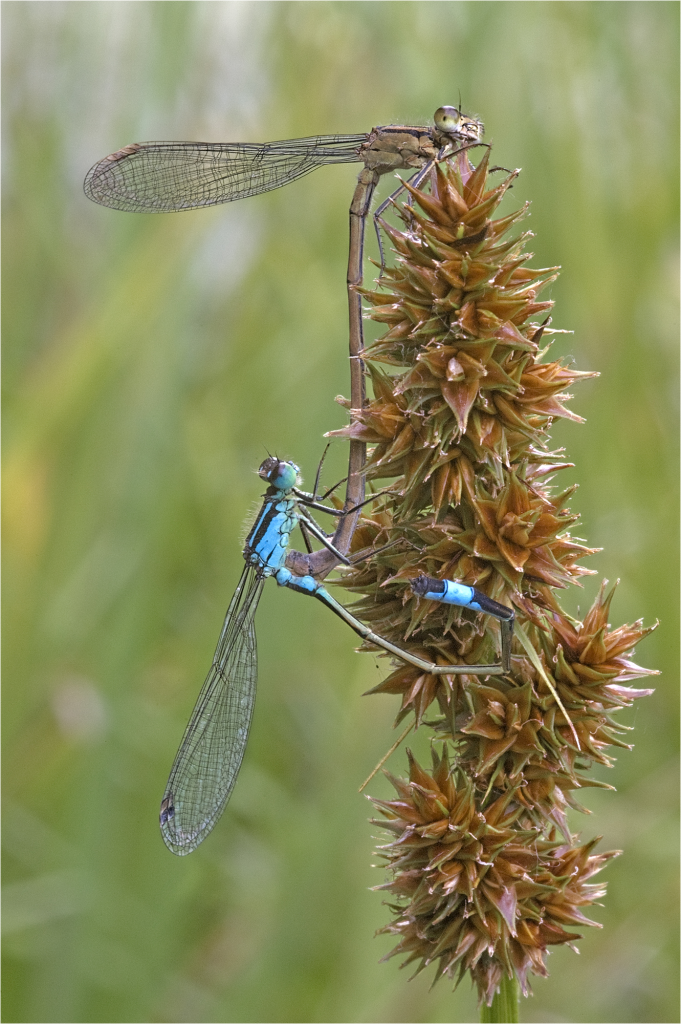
[160,459,514,856]
[410,574,514,674]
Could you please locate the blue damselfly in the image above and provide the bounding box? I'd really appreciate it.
[160,457,513,855]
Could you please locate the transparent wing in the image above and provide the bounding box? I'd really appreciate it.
[84,134,367,212]
[160,564,265,855]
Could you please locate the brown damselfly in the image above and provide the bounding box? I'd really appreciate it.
[84,105,485,574]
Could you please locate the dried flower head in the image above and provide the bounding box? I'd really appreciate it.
[372,750,619,1005]
[329,145,656,1005]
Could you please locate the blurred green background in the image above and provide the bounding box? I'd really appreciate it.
[3,3,678,1022]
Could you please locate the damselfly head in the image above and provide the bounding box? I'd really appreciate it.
[434,105,484,143]
[258,457,300,491]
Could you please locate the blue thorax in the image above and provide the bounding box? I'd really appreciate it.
[244,459,301,576]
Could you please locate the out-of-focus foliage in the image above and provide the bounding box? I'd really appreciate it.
[2,3,678,1023]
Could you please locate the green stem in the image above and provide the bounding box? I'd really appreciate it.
[480,975,519,1023]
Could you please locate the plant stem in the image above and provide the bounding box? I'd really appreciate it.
[480,976,519,1023]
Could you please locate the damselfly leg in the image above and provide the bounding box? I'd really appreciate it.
[372,139,490,274]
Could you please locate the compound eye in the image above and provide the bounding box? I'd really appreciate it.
[434,105,461,132]
[259,459,299,491]
[276,461,299,490]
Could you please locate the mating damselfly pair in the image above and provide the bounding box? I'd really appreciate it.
[84,106,514,856]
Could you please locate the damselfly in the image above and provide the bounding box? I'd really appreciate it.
[83,107,485,571]
[160,456,513,855]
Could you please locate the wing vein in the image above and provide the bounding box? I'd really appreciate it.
[84,134,367,211]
